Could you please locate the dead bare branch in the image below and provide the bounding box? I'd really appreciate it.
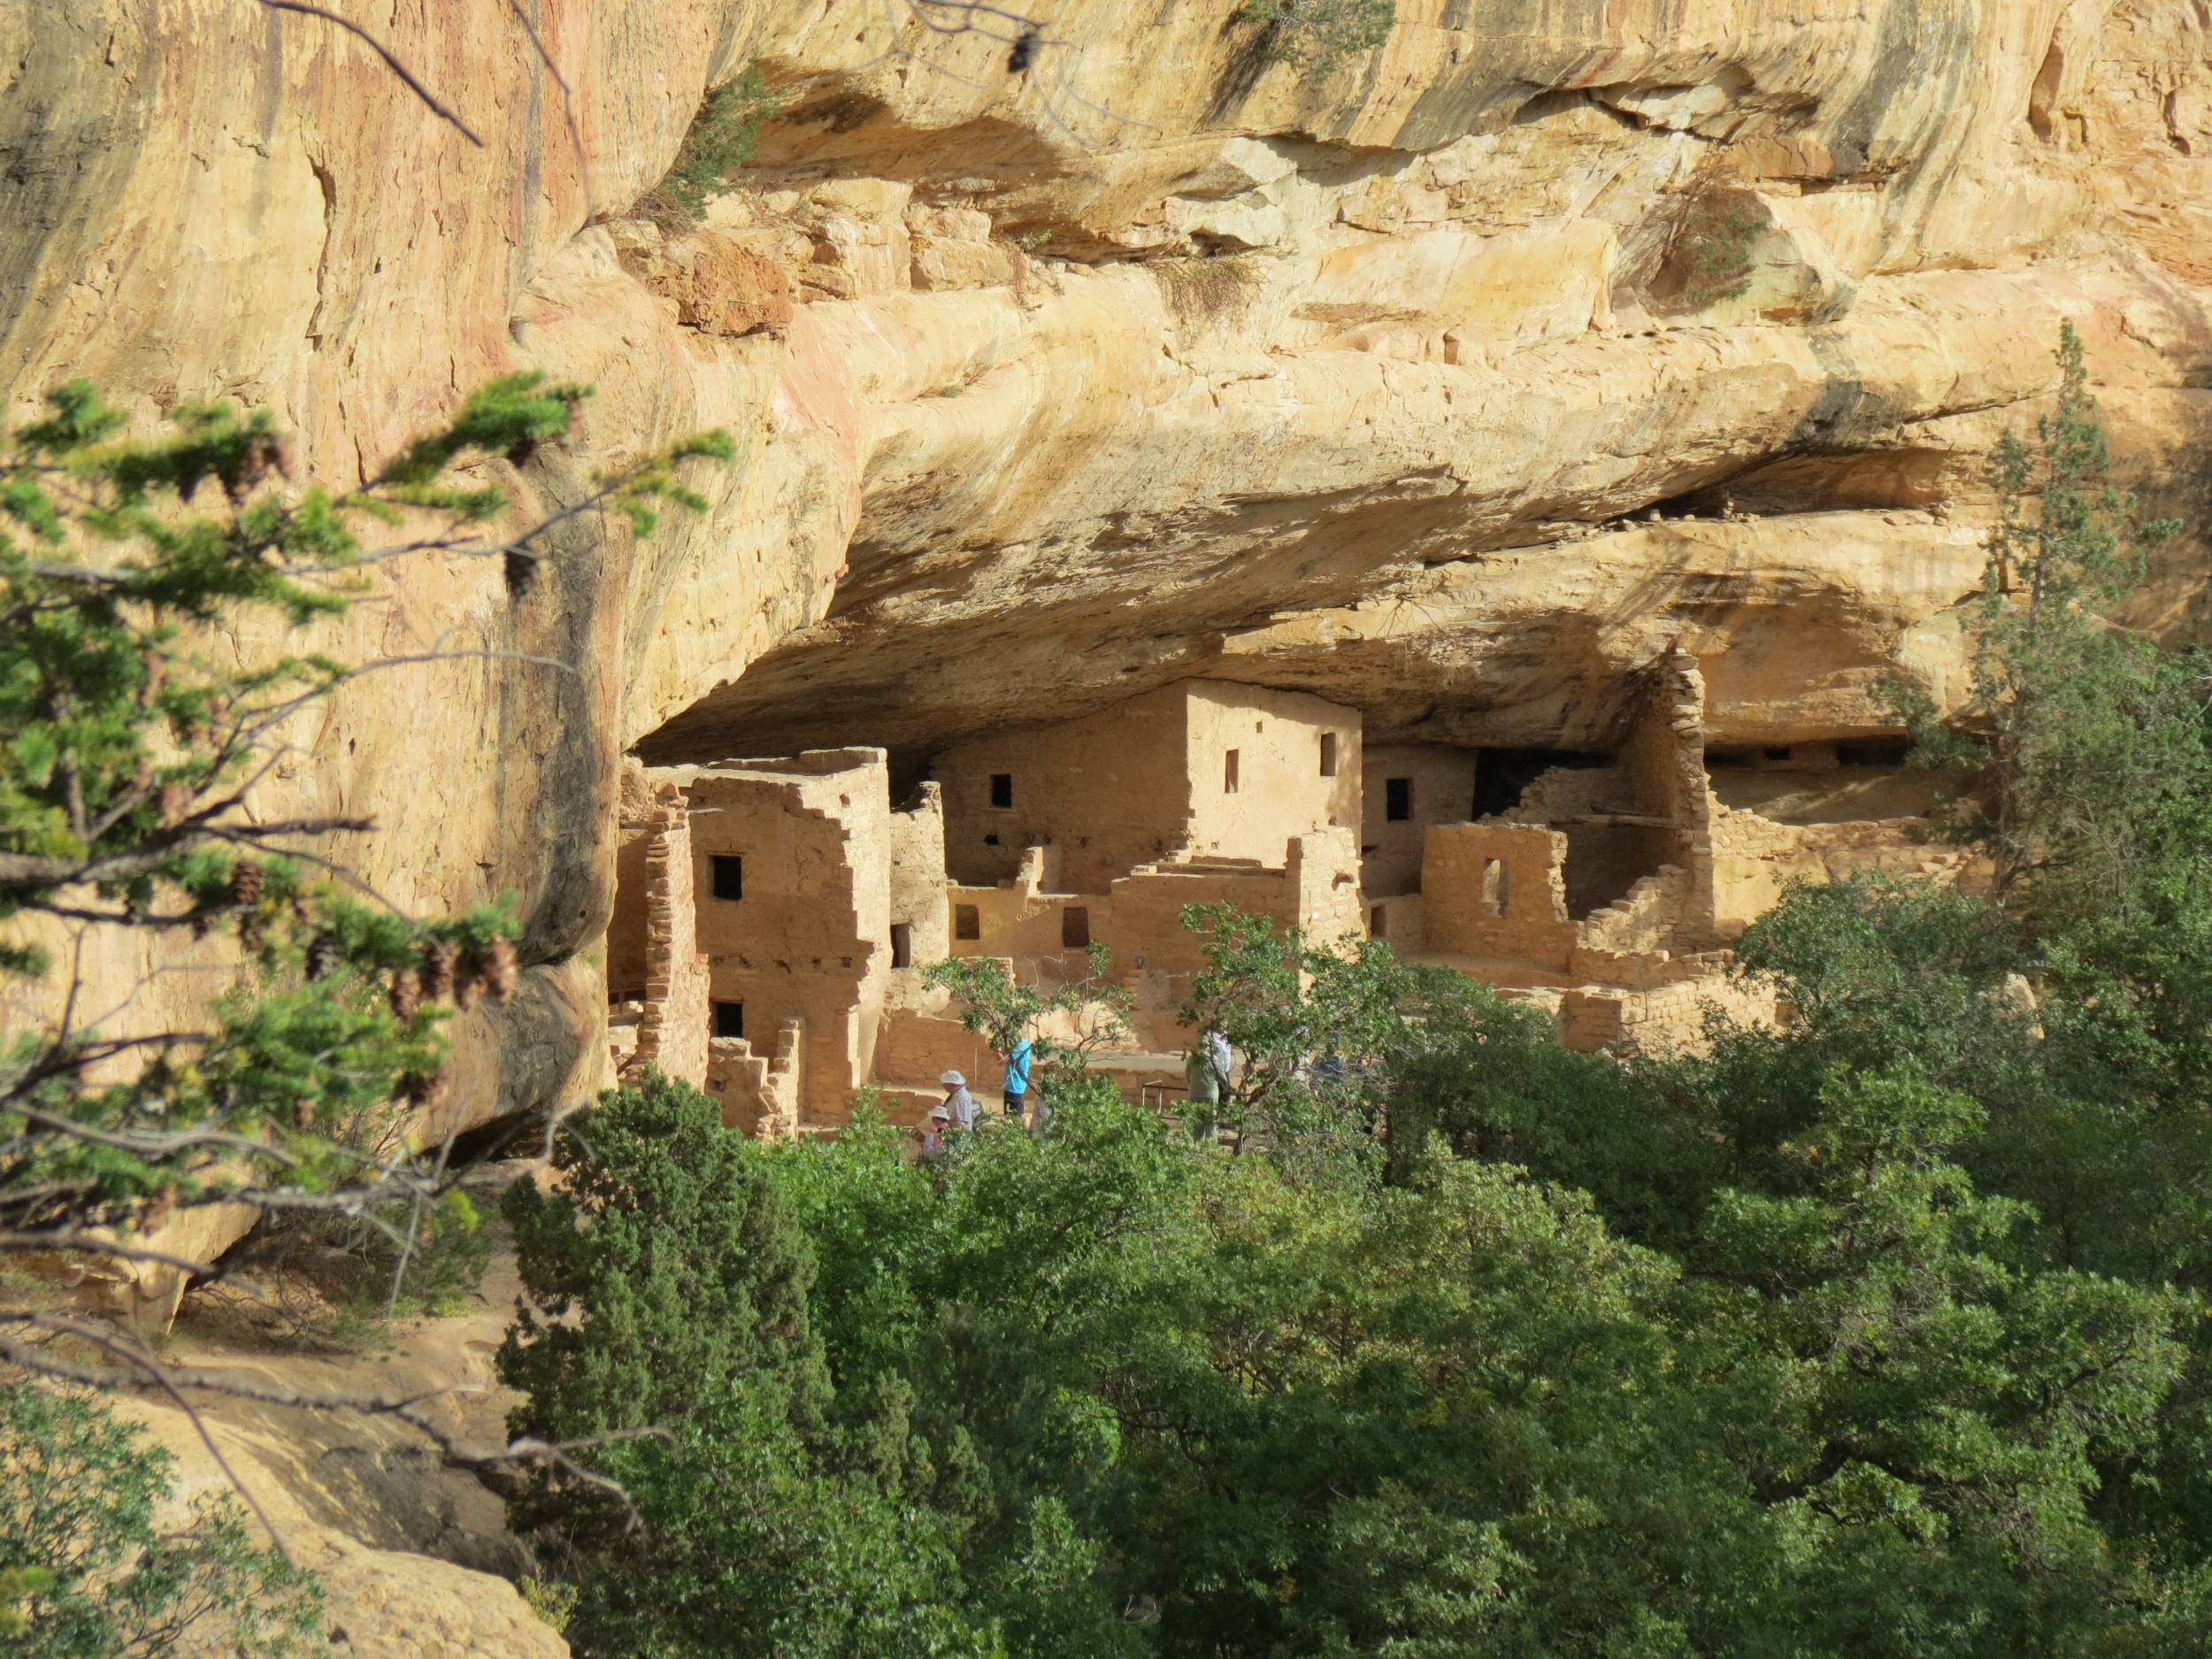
[255,0,485,148]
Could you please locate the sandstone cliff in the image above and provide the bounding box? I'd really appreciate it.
[4,4,2211,1646]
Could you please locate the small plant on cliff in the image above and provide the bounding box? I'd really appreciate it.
[634,63,782,232]
[0,373,729,1523]
[0,1386,319,1656]
[1237,0,1394,74]
[1677,200,1764,307]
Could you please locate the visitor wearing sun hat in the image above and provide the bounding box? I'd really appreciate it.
[939,1069,979,1132]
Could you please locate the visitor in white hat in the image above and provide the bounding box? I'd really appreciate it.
[938,1069,979,1133]
[918,1102,952,1162]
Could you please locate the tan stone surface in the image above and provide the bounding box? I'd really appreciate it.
[4,0,2209,1133]
[129,1225,567,1658]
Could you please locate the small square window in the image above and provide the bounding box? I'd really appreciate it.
[713,1000,744,1039]
[983,833,1001,847]
[890,922,913,969]
[989,773,1014,809]
[710,854,743,901]
[1318,733,1338,777]
[1061,906,1091,949]
[1224,749,1240,794]
[1386,778,1412,821]
[954,904,980,941]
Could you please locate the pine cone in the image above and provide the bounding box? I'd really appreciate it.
[481,935,518,1006]
[304,931,342,981]
[388,969,422,1021]
[503,549,537,601]
[229,861,265,908]
[454,967,480,1011]
[419,939,457,1002]
[396,1068,445,1108]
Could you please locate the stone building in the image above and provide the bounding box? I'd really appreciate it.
[931,680,1362,890]
[1359,743,1479,902]
[1379,651,1973,1053]
[610,748,949,1132]
[608,662,1968,1125]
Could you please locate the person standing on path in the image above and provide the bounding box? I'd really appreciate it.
[939,1069,980,1133]
[1001,1035,1033,1122]
[1183,1027,1232,1146]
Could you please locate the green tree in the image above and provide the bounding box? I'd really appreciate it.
[923,941,1133,1094]
[0,1386,319,1657]
[1888,321,2188,908]
[499,1071,1004,1658]
[0,375,729,1337]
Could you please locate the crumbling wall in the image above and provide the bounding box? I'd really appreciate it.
[1560,963,1779,1054]
[1709,803,1980,935]
[707,1019,803,1138]
[1422,822,1577,970]
[625,780,710,1089]
[1361,743,1478,899]
[947,847,1110,982]
[889,780,951,967]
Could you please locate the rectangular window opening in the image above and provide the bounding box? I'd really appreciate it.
[1061,906,1091,949]
[1318,733,1338,777]
[1386,778,1412,822]
[989,772,1014,809]
[710,854,743,901]
[713,1000,744,1039]
[1368,905,1386,938]
[1224,749,1240,794]
[1481,857,1510,919]
[954,903,980,941]
[890,922,913,969]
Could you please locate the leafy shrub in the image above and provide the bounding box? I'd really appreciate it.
[1678,201,1764,306]
[634,65,781,231]
[1237,0,1395,75]
[0,1387,319,1657]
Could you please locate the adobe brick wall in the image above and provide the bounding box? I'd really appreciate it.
[624,781,710,1089]
[1423,822,1576,968]
[1362,743,1478,899]
[933,680,1361,892]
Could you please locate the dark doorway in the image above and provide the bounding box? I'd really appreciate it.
[1471,749,1610,818]
[1062,906,1092,949]
[890,922,913,969]
[989,772,1014,808]
[1385,778,1412,821]
[710,855,743,901]
[713,1000,744,1039]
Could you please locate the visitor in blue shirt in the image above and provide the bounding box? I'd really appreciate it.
[1002,1036,1033,1121]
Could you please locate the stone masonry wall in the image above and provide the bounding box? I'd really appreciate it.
[1423,822,1577,970]
[625,781,710,1088]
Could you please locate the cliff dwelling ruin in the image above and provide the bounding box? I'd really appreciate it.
[610,656,1971,1135]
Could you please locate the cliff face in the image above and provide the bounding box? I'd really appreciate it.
[5,0,2211,1171]
[7,4,2212,1650]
